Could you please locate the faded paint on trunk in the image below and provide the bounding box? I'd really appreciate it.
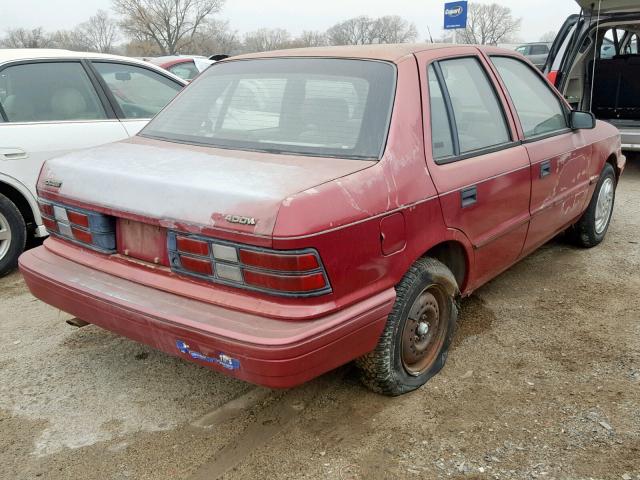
[38,136,375,237]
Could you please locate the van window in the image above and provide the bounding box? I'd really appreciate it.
[427,65,454,159]
[601,28,628,59]
[491,56,567,139]
[624,33,639,54]
[438,57,510,153]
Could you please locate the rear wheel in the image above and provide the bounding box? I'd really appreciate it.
[570,163,616,248]
[356,258,458,396]
[0,193,26,277]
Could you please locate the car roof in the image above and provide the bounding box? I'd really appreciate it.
[157,58,195,68]
[0,48,141,63]
[0,48,188,84]
[229,43,478,63]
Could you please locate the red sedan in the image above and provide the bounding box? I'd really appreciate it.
[20,44,625,395]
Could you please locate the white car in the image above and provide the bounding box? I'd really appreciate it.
[0,49,187,275]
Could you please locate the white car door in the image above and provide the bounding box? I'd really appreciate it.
[89,61,184,137]
[0,61,128,212]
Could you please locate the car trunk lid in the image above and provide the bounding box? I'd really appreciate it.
[38,136,375,239]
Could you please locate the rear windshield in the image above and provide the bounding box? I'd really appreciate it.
[141,58,396,160]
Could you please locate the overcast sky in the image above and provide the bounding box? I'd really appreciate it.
[0,0,580,43]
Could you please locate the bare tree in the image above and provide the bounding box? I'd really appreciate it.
[326,15,417,45]
[112,0,225,55]
[539,31,557,43]
[123,39,163,56]
[0,27,55,48]
[456,3,521,45]
[192,19,242,55]
[50,29,89,51]
[77,10,119,53]
[243,28,291,52]
[290,30,328,48]
[372,15,418,44]
[326,16,376,45]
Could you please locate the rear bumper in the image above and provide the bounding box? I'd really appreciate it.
[19,245,394,388]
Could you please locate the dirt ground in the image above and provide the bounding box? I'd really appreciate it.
[1,159,639,480]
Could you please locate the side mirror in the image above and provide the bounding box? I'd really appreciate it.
[570,110,596,130]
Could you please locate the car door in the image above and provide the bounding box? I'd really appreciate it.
[487,54,593,255]
[0,60,128,205]
[89,61,184,136]
[417,48,532,290]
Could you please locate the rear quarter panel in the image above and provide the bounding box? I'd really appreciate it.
[272,56,469,310]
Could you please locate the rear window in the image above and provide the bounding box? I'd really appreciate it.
[141,58,396,160]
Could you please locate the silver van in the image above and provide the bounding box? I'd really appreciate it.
[545,0,640,151]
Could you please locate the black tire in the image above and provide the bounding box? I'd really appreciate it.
[0,193,26,277]
[356,257,458,396]
[570,163,616,248]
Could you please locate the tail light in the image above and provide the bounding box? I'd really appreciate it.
[168,231,331,297]
[38,200,116,253]
[547,70,559,86]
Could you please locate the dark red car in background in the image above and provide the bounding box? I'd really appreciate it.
[20,44,625,396]
[149,55,215,81]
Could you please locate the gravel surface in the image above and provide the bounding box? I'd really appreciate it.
[1,159,639,480]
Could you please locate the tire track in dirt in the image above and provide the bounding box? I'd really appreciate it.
[188,375,341,479]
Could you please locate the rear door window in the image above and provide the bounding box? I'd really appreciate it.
[427,65,454,160]
[436,57,511,154]
[0,62,106,123]
[491,56,567,139]
[92,62,182,119]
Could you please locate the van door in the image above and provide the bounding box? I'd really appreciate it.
[416,49,532,290]
[543,14,581,86]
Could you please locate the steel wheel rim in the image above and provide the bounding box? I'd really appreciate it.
[0,212,11,260]
[401,285,447,376]
[595,177,614,235]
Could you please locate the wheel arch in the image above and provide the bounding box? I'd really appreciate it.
[421,237,473,294]
[0,175,39,234]
[605,153,620,182]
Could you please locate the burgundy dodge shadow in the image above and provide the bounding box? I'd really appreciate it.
[20,44,625,395]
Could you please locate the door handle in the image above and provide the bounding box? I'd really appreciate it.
[0,148,28,160]
[461,186,477,208]
[540,160,551,178]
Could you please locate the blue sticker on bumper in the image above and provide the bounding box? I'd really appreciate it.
[176,340,240,370]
